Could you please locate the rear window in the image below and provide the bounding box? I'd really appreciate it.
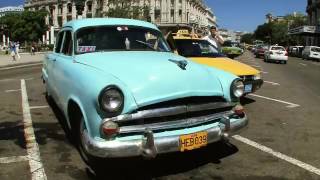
[271,46,285,51]
[311,47,320,52]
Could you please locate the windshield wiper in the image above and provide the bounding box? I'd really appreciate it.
[135,40,157,51]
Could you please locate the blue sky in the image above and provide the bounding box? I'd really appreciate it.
[1,0,307,33]
[205,0,307,32]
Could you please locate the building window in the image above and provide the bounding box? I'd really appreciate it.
[171,9,174,17]
[67,3,72,14]
[58,16,63,27]
[155,9,161,22]
[87,1,92,13]
[179,9,182,16]
[58,4,62,15]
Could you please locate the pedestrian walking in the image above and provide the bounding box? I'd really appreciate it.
[15,41,20,59]
[9,41,16,61]
[203,26,225,50]
[31,43,35,55]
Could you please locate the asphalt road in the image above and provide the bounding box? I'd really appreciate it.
[0,51,320,180]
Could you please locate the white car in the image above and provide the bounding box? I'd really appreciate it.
[302,46,320,61]
[264,46,288,64]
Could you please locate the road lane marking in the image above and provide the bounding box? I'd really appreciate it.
[21,79,47,180]
[249,94,300,108]
[0,155,29,164]
[0,63,42,71]
[261,71,268,74]
[0,78,15,82]
[250,65,261,68]
[233,135,320,176]
[0,77,34,83]
[299,63,307,66]
[264,81,280,85]
[5,89,21,93]
[29,106,49,110]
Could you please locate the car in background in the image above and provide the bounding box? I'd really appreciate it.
[167,29,263,95]
[255,45,268,58]
[221,40,244,59]
[302,46,320,61]
[42,19,248,173]
[288,46,304,58]
[264,45,288,64]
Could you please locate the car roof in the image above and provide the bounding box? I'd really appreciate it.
[63,18,159,31]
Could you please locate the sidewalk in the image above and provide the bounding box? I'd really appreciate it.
[0,53,47,68]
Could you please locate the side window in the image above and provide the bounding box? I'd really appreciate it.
[55,32,64,53]
[62,31,73,56]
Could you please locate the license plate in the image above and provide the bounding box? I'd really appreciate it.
[180,132,208,152]
[244,84,253,93]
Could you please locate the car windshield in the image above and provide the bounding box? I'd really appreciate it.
[75,26,171,54]
[311,47,320,52]
[174,39,226,58]
[223,41,240,47]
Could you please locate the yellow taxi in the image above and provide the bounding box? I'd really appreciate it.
[167,30,263,94]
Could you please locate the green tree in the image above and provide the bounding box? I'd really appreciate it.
[253,13,307,46]
[106,0,150,21]
[0,10,48,43]
[240,33,254,44]
[254,23,272,43]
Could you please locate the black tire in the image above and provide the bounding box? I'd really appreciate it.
[75,116,102,173]
[284,61,287,64]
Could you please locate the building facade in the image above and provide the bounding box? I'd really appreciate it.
[24,0,216,44]
[288,0,319,46]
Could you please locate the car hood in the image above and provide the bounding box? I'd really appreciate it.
[76,51,224,107]
[190,57,259,76]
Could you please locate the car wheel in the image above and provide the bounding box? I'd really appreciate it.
[284,61,287,64]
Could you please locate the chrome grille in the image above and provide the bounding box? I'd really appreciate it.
[102,96,235,134]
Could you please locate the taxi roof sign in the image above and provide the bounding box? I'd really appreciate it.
[172,29,199,39]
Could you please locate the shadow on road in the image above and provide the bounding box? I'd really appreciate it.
[240,96,256,106]
[0,121,26,149]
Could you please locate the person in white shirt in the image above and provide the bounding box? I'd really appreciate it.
[203,26,224,50]
[15,42,20,59]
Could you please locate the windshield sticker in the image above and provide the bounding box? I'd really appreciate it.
[78,46,96,53]
[117,26,129,31]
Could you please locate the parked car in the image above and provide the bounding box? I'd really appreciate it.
[255,45,268,58]
[167,29,263,95]
[42,18,248,173]
[264,45,288,64]
[302,46,320,61]
[221,40,244,59]
[288,46,304,58]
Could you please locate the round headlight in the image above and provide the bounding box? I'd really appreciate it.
[231,79,244,98]
[99,86,124,113]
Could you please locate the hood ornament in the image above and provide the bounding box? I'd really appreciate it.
[168,59,188,70]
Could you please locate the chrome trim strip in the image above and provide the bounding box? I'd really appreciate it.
[118,110,234,134]
[102,102,234,124]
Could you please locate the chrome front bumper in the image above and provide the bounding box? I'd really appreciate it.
[81,114,248,158]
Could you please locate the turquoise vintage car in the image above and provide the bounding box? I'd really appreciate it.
[42,18,248,172]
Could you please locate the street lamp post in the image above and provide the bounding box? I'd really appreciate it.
[74,0,85,19]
